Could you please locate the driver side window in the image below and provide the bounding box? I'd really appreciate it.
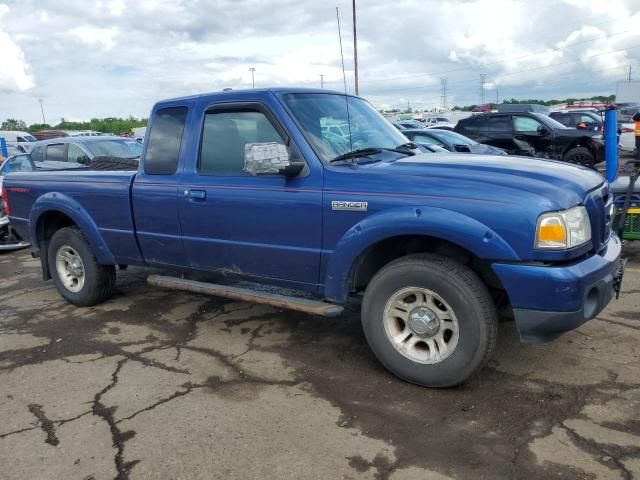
[199,110,285,176]
[513,116,542,133]
[68,144,87,163]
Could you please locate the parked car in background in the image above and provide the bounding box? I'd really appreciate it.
[396,120,426,130]
[0,153,34,250]
[549,110,603,132]
[617,103,640,125]
[619,123,637,154]
[455,111,604,167]
[472,103,496,114]
[497,104,550,116]
[0,130,38,151]
[29,136,142,169]
[401,128,507,155]
[424,116,456,129]
[321,123,351,139]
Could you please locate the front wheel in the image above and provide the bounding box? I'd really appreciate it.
[361,254,497,388]
[563,146,595,167]
[48,227,116,306]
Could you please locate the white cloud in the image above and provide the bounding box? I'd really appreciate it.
[0,0,638,122]
[68,25,119,50]
[0,4,34,92]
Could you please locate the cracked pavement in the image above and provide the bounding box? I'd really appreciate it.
[1,246,639,480]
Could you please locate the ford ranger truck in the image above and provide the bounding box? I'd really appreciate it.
[3,89,625,388]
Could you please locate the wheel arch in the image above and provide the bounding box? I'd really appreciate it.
[30,193,116,279]
[324,206,519,302]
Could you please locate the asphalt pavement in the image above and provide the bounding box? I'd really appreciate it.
[1,245,639,480]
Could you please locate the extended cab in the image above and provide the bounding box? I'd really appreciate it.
[3,89,624,387]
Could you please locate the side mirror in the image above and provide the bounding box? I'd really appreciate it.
[243,142,304,177]
[77,155,91,165]
[453,144,471,153]
[537,125,550,136]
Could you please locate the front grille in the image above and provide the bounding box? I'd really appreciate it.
[584,186,608,251]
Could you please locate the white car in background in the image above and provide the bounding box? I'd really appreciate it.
[0,130,38,152]
[619,123,637,154]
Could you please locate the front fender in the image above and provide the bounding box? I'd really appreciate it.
[324,206,519,302]
[30,192,116,264]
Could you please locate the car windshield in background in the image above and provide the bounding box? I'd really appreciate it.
[283,93,408,163]
[532,113,569,129]
[428,129,475,146]
[84,139,143,158]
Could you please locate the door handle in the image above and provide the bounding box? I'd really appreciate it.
[184,189,206,200]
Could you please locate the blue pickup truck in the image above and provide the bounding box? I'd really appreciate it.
[3,88,624,387]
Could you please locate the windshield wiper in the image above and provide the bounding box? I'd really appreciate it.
[330,147,383,164]
[396,142,419,153]
[330,146,415,164]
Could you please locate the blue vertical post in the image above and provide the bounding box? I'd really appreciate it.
[0,137,7,158]
[604,106,618,183]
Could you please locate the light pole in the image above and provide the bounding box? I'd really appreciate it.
[352,0,359,95]
[320,74,324,88]
[249,67,256,88]
[38,98,46,124]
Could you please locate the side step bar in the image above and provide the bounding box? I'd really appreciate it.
[147,274,344,317]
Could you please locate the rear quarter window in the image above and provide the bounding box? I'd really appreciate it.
[144,106,188,175]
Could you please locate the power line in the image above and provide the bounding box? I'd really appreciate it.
[361,43,640,95]
[354,26,636,86]
[352,0,359,95]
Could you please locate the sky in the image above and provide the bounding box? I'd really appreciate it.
[0,0,639,125]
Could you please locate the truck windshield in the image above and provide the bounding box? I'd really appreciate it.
[85,139,143,158]
[283,93,409,163]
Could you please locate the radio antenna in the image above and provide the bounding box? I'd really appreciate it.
[336,6,354,159]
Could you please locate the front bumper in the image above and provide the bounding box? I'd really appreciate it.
[492,233,623,343]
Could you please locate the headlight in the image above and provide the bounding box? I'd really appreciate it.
[535,205,591,250]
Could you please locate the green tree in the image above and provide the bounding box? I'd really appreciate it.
[28,123,52,132]
[1,118,28,131]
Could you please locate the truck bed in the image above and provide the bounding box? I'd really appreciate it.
[5,170,140,264]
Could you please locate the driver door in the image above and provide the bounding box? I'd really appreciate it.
[512,115,552,156]
[177,102,323,287]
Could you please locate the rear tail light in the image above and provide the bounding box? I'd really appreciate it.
[622,127,634,133]
[1,186,9,215]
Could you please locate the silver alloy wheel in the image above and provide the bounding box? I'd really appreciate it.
[55,245,85,293]
[383,287,459,364]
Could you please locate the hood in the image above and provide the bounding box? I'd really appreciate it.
[360,153,604,208]
[552,126,601,139]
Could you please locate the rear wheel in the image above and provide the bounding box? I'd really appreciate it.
[563,146,594,167]
[361,254,497,387]
[47,227,115,306]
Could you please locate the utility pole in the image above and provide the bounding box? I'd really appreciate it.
[440,77,448,110]
[352,0,359,95]
[320,74,324,88]
[629,65,632,81]
[496,86,499,104]
[249,67,256,88]
[480,73,487,104]
[38,98,46,124]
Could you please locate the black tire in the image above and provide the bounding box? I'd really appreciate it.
[563,146,594,167]
[361,254,497,388]
[47,227,116,306]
